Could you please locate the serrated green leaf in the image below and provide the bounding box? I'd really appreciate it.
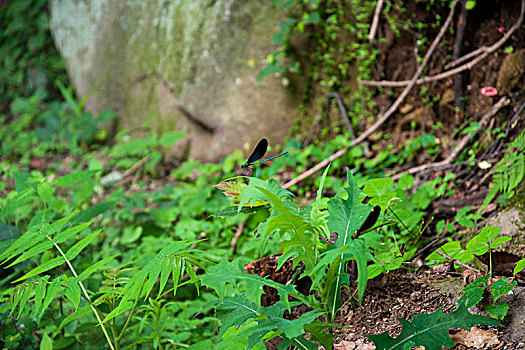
[211,205,270,218]
[366,303,502,350]
[257,187,316,271]
[303,321,337,350]
[215,294,259,339]
[202,258,319,311]
[239,178,293,213]
[327,169,372,320]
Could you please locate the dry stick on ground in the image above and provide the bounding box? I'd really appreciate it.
[230,222,245,253]
[282,0,460,190]
[327,92,356,139]
[114,154,151,188]
[360,0,525,88]
[190,232,208,250]
[435,250,480,273]
[390,97,510,181]
[303,93,355,147]
[369,0,384,44]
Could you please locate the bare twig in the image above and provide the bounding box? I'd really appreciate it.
[190,232,207,250]
[391,97,509,181]
[453,0,469,110]
[435,250,480,273]
[360,0,525,88]
[303,93,356,147]
[283,0,460,189]
[369,0,384,44]
[230,222,245,253]
[327,92,355,139]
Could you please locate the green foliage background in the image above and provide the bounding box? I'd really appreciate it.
[1,0,524,349]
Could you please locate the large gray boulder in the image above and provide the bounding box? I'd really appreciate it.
[50,0,299,161]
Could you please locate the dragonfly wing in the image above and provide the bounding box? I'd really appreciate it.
[246,138,268,164]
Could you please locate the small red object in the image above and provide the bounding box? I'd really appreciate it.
[498,27,505,33]
[480,86,498,97]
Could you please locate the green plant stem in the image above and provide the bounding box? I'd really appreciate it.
[47,235,116,350]
[116,285,144,343]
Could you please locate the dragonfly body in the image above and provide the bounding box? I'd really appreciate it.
[241,138,288,168]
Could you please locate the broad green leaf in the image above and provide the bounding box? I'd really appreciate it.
[52,169,100,187]
[13,171,32,191]
[40,333,52,350]
[490,278,516,301]
[159,130,187,147]
[366,303,502,350]
[37,182,54,204]
[484,303,509,320]
[490,235,511,249]
[327,169,372,320]
[426,241,474,265]
[363,178,394,197]
[514,258,525,275]
[466,226,500,255]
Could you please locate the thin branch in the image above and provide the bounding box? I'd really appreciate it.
[283,0,460,189]
[435,250,480,273]
[360,0,525,88]
[369,0,384,44]
[328,92,355,139]
[230,222,245,253]
[390,97,509,181]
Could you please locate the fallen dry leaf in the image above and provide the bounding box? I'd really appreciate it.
[450,326,500,348]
